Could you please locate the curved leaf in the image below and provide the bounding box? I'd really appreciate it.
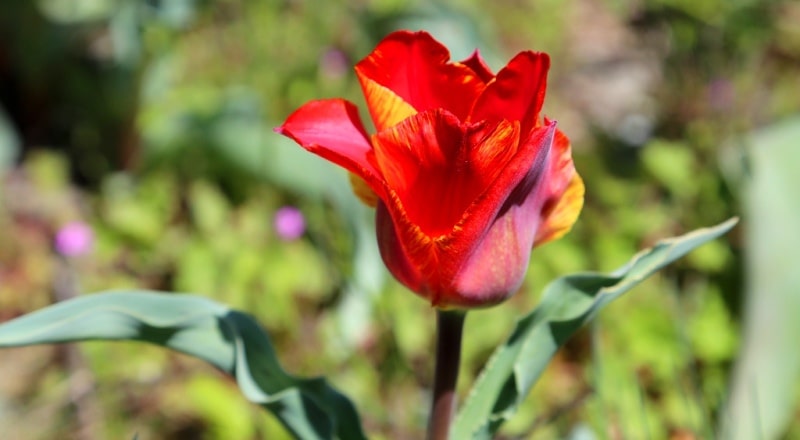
[452,218,738,439]
[0,292,366,440]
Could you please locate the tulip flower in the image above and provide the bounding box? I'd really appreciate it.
[277,31,583,309]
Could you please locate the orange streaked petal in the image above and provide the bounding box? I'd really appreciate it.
[371,109,520,237]
[468,118,522,187]
[377,122,556,307]
[356,76,417,131]
[535,172,584,245]
[534,128,583,245]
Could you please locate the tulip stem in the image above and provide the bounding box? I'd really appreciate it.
[427,309,466,440]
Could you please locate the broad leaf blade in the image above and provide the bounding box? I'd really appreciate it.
[0,292,366,440]
[452,218,738,439]
[721,117,800,440]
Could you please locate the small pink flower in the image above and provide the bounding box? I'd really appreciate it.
[55,221,94,257]
[273,206,306,241]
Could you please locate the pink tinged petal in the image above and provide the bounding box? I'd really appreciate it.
[446,122,558,308]
[469,51,550,136]
[449,212,538,307]
[355,30,486,124]
[275,99,386,198]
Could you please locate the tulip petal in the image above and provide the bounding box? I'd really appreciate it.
[449,125,581,307]
[444,123,558,307]
[376,120,555,307]
[371,109,520,238]
[275,99,385,198]
[450,209,536,307]
[534,129,584,244]
[355,31,485,126]
[356,78,418,132]
[470,51,550,135]
[375,201,424,294]
[460,50,494,83]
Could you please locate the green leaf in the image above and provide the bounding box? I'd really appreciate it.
[721,116,800,440]
[0,291,366,440]
[452,218,738,440]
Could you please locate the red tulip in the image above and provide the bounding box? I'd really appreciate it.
[276,31,583,309]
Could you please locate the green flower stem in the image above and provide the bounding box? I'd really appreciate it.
[427,309,466,440]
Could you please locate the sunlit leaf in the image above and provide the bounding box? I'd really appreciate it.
[452,218,738,439]
[0,292,366,440]
[721,116,800,440]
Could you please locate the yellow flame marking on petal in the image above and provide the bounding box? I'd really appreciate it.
[536,172,585,245]
[349,172,379,207]
[357,76,418,131]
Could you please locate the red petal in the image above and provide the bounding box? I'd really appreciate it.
[275,99,385,197]
[447,124,582,308]
[375,200,424,294]
[374,115,555,307]
[469,51,550,135]
[459,50,494,83]
[449,212,535,307]
[371,109,520,238]
[355,31,486,126]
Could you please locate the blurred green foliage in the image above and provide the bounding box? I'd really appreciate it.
[0,0,798,438]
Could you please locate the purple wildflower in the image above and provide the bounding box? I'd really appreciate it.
[273,206,306,241]
[55,221,94,257]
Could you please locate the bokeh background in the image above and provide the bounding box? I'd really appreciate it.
[1,0,798,439]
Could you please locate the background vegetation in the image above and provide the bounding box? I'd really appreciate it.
[0,0,797,438]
